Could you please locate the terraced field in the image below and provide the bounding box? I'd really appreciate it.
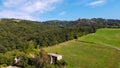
[45,28,120,68]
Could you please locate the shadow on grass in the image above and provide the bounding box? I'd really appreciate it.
[77,40,96,44]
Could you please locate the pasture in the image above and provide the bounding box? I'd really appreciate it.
[45,28,120,68]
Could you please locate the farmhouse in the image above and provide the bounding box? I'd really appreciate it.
[48,53,62,64]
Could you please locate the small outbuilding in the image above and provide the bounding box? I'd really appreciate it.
[48,53,62,64]
[6,66,20,68]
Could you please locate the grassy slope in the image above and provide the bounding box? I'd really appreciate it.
[80,28,120,47]
[44,28,120,68]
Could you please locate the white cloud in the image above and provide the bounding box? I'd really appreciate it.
[89,0,106,6]
[0,0,62,20]
[0,10,35,20]
[3,0,27,8]
[21,0,61,13]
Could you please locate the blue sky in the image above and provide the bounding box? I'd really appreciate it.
[0,0,120,21]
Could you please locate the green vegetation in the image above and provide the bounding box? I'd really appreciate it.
[0,18,120,68]
[0,18,96,67]
[80,28,120,47]
[0,18,95,53]
[45,28,120,68]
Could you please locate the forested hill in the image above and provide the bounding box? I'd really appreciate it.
[0,18,120,53]
[45,18,120,28]
[0,18,60,53]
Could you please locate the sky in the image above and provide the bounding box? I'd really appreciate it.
[0,0,120,21]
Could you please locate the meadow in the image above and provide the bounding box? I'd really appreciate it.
[80,28,120,48]
[45,28,120,68]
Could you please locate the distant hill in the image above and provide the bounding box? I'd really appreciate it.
[45,18,120,28]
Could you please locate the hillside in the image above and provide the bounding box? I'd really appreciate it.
[45,28,120,68]
[0,19,60,53]
[0,18,120,67]
[0,18,98,53]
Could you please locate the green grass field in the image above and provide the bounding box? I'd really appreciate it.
[44,28,120,68]
[80,28,120,47]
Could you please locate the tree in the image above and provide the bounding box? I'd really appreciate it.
[34,49,51,68]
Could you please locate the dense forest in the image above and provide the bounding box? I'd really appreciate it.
[0,18,120,67]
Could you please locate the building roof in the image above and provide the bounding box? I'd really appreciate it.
[48,53,62,57]
[6,66,20,68]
